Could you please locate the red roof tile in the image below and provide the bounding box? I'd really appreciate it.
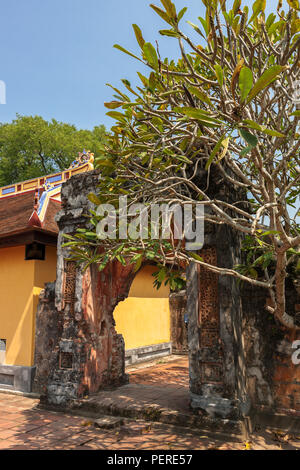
[43,199,61,233]
[0,190,60,238]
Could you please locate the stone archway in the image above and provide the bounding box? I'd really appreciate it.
[34,258,136,405]
[33,169,300,432]
[33,170,243,418]
[34,257,186,406]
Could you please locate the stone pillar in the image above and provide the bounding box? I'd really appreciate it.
[169,290,188,354]
[187,224,247,421]
[33,283,63,395]
[34,171,134,407]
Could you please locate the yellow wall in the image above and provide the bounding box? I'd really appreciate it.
[0,250,170,365]
[114,265,170,350]
[0,245,57,367]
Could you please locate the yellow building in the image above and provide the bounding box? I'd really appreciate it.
[0,154,172,392]
[0,154,95,393]
[0,185,59,392]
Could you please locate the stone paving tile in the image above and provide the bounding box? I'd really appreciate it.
[0,358,300,451]
[128,356,189,389]
[84,383,191,417]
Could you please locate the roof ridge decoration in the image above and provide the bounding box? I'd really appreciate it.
[37,181,61,223]
[28,189,42,228]
[69,149,94,170]
[0,150,94,199]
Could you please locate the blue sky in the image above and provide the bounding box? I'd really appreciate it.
[0,0,284,131]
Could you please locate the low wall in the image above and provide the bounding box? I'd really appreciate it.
[242,283,300,420]
[125,342,172,366]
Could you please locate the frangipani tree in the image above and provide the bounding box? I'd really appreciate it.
[65,0,300,330]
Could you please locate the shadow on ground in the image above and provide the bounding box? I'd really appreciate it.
[0,356,299,450]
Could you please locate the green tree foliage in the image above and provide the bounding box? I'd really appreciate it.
[66,0,300,328]
[0,115,107,186]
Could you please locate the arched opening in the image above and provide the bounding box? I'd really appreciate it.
[114,265,171,360]
[112,264,189,403]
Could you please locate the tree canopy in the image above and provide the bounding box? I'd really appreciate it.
[0,115,107,186]
[65,0,300,330]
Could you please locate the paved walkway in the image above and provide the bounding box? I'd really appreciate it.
[128,355,189,389]
[0,356,299,450]
[125,355,190,415]
[76,355,194,422]
[0,391,299,450]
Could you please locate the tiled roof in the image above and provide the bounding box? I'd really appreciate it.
[43,199,61,233]
[0,154,94,242]
[0,190,60,238]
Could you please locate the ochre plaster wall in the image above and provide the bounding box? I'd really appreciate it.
[114,265,170,350]
[0,245,57,367]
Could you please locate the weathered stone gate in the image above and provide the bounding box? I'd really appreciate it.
[33,169,300,431]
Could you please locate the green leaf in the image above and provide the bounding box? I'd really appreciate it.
[85,232,97,238]
[240,146,252,156]
[247,65,286,103]
[150,4,172,24]
[116,255,126,266]
[88,193,101,205]
[106,111,126,121]
[113,44,142,62]
[106,83,130,101]
[104,101,123,109]
[205,134,226,170]
[242,119,262,131]
[143,42,159,71]
[174,154,193,164]
[137,72,149,88]
[161,0,176,17]
[249,268,258,279]
[233,0,242,14]
[98,255,110,271]
[266,13,276,29]
[177,7,187,22]
[261,128,286,138]
[252,254,266,267]
[159,29,179,37]
[291,18,300,36]
[62,234,75,240]
[290,110,300,117]
[188,86,213,107]
[62,241,81,247]
[174,107,221,126]
[189,252,204,262]
[242,120,286,138]
[217,137,230,162]
[239,67,253,102]
[260,230,280,236]
[131,254,143,272]
[239,128,258,147]
[149,72,156,90]
[287,0,299,10]
[187,21,202,35]
[121,79,139,97]
[214,64,224,87]
[249,0,266,23]
[198,16,209,35]
[132,24,145,49]
[157,267,167,283]
[95,159,115,168]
